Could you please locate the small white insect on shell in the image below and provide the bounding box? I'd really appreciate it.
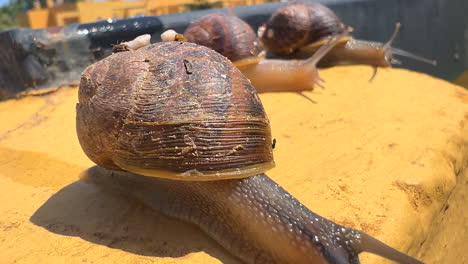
[122,34,152,51]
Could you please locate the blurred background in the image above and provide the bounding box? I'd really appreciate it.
[0,0,466,99]
[0,0,279,30]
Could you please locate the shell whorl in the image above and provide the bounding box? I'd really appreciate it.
[260,2,346,56]
[76,41,274,180]
[184,13,262,62]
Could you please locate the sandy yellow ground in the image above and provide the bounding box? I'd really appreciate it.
[0,66,467,264]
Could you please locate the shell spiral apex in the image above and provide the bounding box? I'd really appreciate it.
[76,41,274,181]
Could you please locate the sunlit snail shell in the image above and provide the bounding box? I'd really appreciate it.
[77,41,274,180]
[77,40,425,264]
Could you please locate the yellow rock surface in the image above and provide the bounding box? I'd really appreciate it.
[0,66,467,264]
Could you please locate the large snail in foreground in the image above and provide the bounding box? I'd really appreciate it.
[182,13,348,92]
[259,1,436,71]
[77,41,424,264]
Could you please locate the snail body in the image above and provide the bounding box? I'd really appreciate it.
[259,1,436,69]
[77,41,424,264]
[183,13,346,92]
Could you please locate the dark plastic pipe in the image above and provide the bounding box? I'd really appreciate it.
[0,0,466,99]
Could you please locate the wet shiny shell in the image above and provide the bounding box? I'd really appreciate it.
[184,13,262,62]
[76,42,274,180]
[260,2,346,56]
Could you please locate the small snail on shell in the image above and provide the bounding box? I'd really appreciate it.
[77,38,424,264]
[112,34,152,53]
[182,12,348,92]
[259,1,436,77]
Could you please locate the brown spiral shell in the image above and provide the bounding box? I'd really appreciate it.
[260,1,346,56]
[184,13,262,62]
[76,41,274,180]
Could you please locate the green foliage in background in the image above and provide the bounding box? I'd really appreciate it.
[0,1,20,31]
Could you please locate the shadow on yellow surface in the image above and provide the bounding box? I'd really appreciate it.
[0,147,85,190]
[30,176,240,263]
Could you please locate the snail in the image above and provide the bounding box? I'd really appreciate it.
[258,1,436,78]
[76,41,424,264]
[182,12,349,92]
[112,34,152,53]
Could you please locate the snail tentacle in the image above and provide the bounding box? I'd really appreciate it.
[384,23,437,66]
[368,23,436,81]
[300,28,352,88]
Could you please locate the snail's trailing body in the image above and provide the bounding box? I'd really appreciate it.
[77,41,424,264]
[259,2,436,70]
[82,167,424,264]
[183,13,346,92]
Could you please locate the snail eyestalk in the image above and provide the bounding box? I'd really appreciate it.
[385,23,437,66]
[391,47,437,66]
[369,23,435,82]
[303,27,352,88]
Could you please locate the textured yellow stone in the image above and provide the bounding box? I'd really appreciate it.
[0,66,467,264]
